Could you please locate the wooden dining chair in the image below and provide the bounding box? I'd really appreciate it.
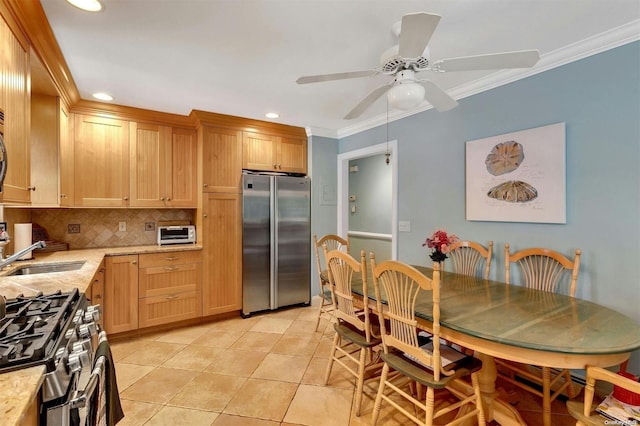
[313,234,349,331]
[448,240,493,279]
[323,247,382,417]
[370,257,485,426]
[498,243,582,426]
[566,365,640,426]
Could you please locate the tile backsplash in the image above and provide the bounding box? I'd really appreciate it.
[3,208,195,250]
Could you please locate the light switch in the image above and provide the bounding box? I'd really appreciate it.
[399,221,411,232]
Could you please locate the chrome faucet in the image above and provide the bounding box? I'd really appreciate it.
[0,241,46,270]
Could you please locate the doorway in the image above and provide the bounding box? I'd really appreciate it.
[337,141,398,260]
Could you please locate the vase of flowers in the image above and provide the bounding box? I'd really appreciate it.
[422,229,459,264]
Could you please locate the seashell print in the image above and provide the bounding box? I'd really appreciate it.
[485,141,524,176]
[487,180,538,203]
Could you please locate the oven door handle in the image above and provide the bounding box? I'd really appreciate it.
[69,356,105,409]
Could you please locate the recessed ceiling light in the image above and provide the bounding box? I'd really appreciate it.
[66,0,103,12]
[265,112,279,119]
[92,92,114,101]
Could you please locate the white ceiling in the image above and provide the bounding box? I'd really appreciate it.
[39,0,640,138]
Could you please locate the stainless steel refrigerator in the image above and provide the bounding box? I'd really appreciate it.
[242,173,311,317]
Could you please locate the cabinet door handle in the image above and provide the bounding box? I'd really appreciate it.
[203,183,208,188]
[164,266,179,271]
[273,164,277,169]
[165,295,179,300]
[203,213,208,218]
[28,186,36,191]
[124,197,129,201]
[166,197,171,201]
[132,260,137,265]
[160,197,165,201]
[165,256,179,261]
[95,295,102,300]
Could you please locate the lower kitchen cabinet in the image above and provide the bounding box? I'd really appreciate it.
[104,255,139,334]
[138,251,202,327]
[202,192,242,316]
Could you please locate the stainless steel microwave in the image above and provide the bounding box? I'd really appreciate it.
[157,225,196,245]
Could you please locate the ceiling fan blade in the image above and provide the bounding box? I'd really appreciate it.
[433,50,540,72]
[344,85,390,119]
[296,70,377,84]
[398,12,441,58]
[421,80,458,112]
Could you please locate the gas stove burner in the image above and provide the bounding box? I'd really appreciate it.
[0,288,84,372]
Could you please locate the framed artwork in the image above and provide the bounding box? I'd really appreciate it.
[465,122,566,224]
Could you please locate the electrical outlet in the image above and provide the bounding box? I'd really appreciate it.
[68,224,81,234]
[118,221,127,232]
[144,222,156,231]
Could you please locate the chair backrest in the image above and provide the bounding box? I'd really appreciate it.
[324,248,372,338]
[314,234,349,282]
[580,365,640,420]
[504,244,581,296]
[448,240,493,279]
[371,255,450,381]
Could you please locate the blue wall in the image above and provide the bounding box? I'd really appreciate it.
[337,41,640,370]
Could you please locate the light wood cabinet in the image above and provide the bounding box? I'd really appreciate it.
[104,255,138,334]
[242,132,307,174]
[129,122,197,208]
[0,14,31,203]
[138,250,202,328]
[87,260,105,329]
[58,103,74,206]
[168,127,198,207]
[201,126,243,193]
[202,192,242,316]
[87,260,105,305]
[73,114,129,207]
[30,94,58,206]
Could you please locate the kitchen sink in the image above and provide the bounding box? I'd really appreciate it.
[6,261,86,276]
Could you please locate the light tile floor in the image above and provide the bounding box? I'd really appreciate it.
[110,297,577,425]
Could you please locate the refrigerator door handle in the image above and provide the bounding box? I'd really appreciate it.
[270,176,277,310]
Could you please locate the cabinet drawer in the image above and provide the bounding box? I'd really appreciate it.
[138,250,201,268]
[138,291,201,328]
[139,263,201,298]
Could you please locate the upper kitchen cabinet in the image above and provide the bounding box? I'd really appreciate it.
[129,122,197,208]
[58,101,73,206]
[73,114,130,207]
[243,132,307,174]
[0,12,31,204]
[201,126,243,193]
[30,94,59,206]
[168,127,197,207]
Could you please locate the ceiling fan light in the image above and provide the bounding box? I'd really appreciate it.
[387,82,425,110]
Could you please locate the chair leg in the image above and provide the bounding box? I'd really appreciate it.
[372,362,389,426]
[471,372,486,426]
[563,369,575,398]
[542,367,552,426]
[324,333,339,385]
[314,294,324,332]
[425,386,435,426]
[354,347,367,417]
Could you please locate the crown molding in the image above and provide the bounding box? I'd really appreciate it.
[320,20,640,140]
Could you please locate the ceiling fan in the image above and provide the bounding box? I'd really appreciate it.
[296,12,540,119]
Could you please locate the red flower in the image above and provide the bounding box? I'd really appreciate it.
[422,229,459,262]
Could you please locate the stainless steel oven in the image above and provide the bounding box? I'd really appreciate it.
[0,289,124,425]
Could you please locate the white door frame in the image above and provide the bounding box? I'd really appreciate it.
[337,140,398,260]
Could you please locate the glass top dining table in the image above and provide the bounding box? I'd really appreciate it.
[340,265,640,425]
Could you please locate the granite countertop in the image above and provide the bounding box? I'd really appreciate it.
[0,243,202,426]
